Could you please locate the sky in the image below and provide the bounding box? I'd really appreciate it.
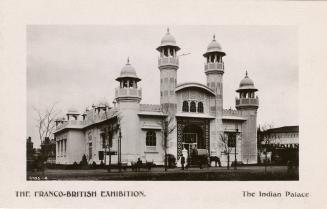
[27,25,298,147]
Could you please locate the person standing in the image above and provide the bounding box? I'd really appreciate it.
[181,156,185,170]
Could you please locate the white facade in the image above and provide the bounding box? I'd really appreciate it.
[53,29,260,166]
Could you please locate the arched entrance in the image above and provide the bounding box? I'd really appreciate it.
[182,124,205,156]
[176,117,210,160]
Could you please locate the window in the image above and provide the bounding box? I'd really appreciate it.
[146,131,156,146]
[190,101,196,112]
[227,133,236,147]
[182,101,189,112]
[197,102,204,113]
[64,139,67,153]
[101,133,106,148]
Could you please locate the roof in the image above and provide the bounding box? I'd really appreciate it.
[156,28,180,51]
[203,35,226,57]
[236,71,258,92]
[116,58,141,81]
[263,126,299,134]
[67,107,79,115]
[54,108,119,134]
[175,82,216,96]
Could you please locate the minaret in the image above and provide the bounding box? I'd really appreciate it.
[115,58,142,163]
[235,71,259,164]
[115,57,142,104]
[156,28,180,113]
[203,35,226,155]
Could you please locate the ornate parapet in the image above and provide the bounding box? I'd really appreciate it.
[158,57,179,69]
[204,62,224,74]
[235,97,259,109]
[223,109,242,116]
[115,87,142,101]
[140,104,162,112]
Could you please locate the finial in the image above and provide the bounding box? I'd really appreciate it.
[245,70,248,77]
[127,57,130,65]
[167,27,170,33]
[213,34,216,41]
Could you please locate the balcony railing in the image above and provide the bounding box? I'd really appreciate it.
[158,57,179,67]
[204,62,224,73]
[115,87,142,99]
[235,97,259,107]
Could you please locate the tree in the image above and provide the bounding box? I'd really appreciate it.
[219,132,233,170]
[33,103,59,144]
[257,123,274,173]
[100,105,121,172]
[161,105,176,171]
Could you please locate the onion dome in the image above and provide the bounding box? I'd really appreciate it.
[236,71,258,92]
[116,57,141,82]
[67,106,79,115]
[156,28,180,51]
[203,34,226,57]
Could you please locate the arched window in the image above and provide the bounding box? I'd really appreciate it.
[197,102,204,113]
[182,101,189,112]
[190,101,196,112]
[146,131,156,146]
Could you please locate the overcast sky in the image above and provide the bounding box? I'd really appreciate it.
[27,25,298,147]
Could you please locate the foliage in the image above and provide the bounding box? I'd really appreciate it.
[33,103,60,144]
[220,133,233,169]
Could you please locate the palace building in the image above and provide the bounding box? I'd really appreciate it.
[53,29,260,166]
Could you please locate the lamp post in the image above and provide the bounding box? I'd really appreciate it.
[118,127,122,172]
[234,128,239,170]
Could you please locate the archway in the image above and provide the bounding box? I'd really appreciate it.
[182,124,205,156]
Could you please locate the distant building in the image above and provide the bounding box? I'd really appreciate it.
[53,29,260,166]
[26,137,34,171]
[258,126,299,165]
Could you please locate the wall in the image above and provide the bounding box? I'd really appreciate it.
[240,109,258,164]
[138,116,165,165]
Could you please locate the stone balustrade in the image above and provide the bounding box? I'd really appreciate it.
[158,57,179,68]
[115,88,142,99]
[204,62,224,74]
[235,97,259,108]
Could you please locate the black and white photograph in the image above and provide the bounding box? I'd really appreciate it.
[1,1,327,209]
[26,25,298,180]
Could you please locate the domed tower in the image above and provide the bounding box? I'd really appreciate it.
[156,28,180,113]
[115,58,142,163]
[203,35,226,152]
[115,58,142,104]
[235,71,259,164]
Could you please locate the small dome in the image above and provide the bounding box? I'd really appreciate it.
[240,75,254,87]
[203,35,226,57]
[116,58,141,81]
[237,71,258,92]
[67,107,79,115]
[98,99,109,107]
[156,28,180,51]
